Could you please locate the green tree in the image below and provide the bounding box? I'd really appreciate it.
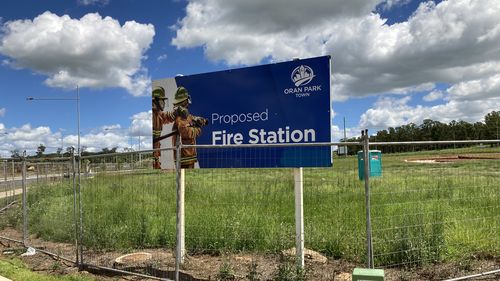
[100,147,118,154]
[473,122,486,140]
[458,121,473,140]
[10,149,21,159]
[484,111,500,140]
[36,144,46,157]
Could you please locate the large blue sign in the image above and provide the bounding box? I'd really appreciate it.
[153,56,331,168]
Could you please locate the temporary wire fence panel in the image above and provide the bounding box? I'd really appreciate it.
[183,145,308,279]
[23,158,76,262]
[0,158,22,246]
[370,144,500,268]
[81,150,177,278]
[1,159,19,211]
[185,158,296,254]
[303,155,366,262]
[0,142,498,280]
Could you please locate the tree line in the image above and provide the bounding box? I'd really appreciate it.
[10,145,124,160]
[340,111,500,154]
[8,111,499,159]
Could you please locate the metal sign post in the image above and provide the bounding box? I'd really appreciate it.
[21,151,27,245]
[71,148,80,267]
[3,160,7,200]
[294,167,305,268]
[362,130,374,268]
[175,135,186,281]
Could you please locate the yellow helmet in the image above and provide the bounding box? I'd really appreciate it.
[174,87,190,105]
[152,86,166,100]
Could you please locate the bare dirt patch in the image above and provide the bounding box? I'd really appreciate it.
[405,153,500,164]
[1,228,499,280]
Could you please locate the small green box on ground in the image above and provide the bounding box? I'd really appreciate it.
[357,150,382,180]
[352,268,385,281]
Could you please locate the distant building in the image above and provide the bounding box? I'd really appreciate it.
[337,146,348,155]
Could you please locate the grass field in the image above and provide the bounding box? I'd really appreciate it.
[0,258,101,281]
[1,146,498,268]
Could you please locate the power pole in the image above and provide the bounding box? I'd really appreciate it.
[343,117,347,157]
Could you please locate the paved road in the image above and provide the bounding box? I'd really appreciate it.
[0,174,67,199]
[0,170,143,200]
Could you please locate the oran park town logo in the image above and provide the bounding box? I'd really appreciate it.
[291,65,315,86]
[284,64,322,97]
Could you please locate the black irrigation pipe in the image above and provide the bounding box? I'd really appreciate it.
[82,263,174,281]
[0,201,17,213]
[0,235,173,281]
[0,235,75,265]
[443,269,500,281]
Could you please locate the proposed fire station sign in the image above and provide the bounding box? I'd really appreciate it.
[152,55,332,169]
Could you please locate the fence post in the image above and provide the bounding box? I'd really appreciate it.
[21,151,28,246]
[11,159,16,196]
[77,151,84,269]
[179,168,185,262]
[362,130,374,268]
[3,160,7,201]
[131,153,135,171]
[3,160,7,182]
[294,167,305,269]
[71,148,80,267]
[175,135,185,281]
[36,162,39,183]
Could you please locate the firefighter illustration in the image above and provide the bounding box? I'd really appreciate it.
[152,86,177,169]
[154,86,208,169]
[172,86,208,168]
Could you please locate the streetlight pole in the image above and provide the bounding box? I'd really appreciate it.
[138,135,142,165]
[76,86,81,158]
[57,128,66,157]
[343,117,347,157]
[26,93,80,155]
[26,86,82,267]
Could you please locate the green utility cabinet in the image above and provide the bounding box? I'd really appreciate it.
[357,150,382,180]
[352,268,385,281]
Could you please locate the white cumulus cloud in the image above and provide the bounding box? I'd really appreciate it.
[172,0,380,66]
[448,73,500,101]
[157,54,168,61]
[172,0,500,131]
[378,0,411,11]
[331,124,361,142]
[0,124,59,156]
[423,90,444,102]
[0,110,152,157]
[172,0,500,101]
[359,96,500,129]
[128,110,152,137]
[0,12,155,96]
[78,0,110,6]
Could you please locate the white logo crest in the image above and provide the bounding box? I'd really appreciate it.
[291,65,315,87]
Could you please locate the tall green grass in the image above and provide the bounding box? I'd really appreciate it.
[3,147,498,267]
[0,258,102,281]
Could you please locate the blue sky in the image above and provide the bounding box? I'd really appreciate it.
[1,0,499,157]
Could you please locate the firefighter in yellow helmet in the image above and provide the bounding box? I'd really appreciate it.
[172,86,208,168]
[152,86,177,169]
